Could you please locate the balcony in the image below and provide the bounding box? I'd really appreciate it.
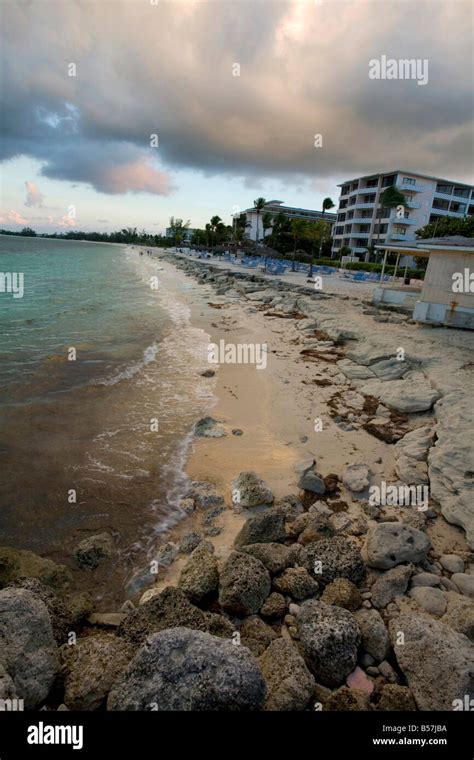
[389,216,417,225]
[431,206,466,217]
[354,202,375,210]
[349,186,377,197]
[405,200,421,209]
[350,231,372,238]
[348,216,374,224]
[396,183,424,193]
[389,233,416,242]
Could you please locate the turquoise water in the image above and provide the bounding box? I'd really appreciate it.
[0,236,213,605]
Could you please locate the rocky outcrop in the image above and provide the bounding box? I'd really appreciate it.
[74,533,114,570]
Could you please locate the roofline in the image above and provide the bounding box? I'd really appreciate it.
[240,205,336,217]
[337,170,474,189]
[375,243,474,254]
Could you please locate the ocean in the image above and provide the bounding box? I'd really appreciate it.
[0,236,214,605]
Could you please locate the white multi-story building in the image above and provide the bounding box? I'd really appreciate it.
[236,200,336,243]
[331,171,474,260]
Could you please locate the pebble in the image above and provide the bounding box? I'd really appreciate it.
[361,592,372,599]
[411,572,440,588]
[439,554,465,574]
[362,600,372,609]
[378,660,398,683]
[367,666,379,677]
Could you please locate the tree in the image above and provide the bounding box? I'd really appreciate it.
[20,227,36,236]
[233,212,250,244]
[306,220,331,277]
[253,197,267,246]
[372,186,408,259]
[290,218,308,271]
[168,217,190,247]
[261,212,273,242]
[322,197,335,215]
[416,214,474,239]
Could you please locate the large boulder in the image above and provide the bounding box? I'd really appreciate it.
[117,587,233,647]
[365,523,431,569]
[231,471,274,508]
[178,541,219,605]
[8,577,72,644]
[295,600,361,687]
[218,552,271,617]
[0,546,71,591]
[60,634,134,710]
[234,510,286,547]
[107,628,266,711]
[0,587,59,708]
[389,613,474,710]
[305,536,366,588]
[259,638,315,711]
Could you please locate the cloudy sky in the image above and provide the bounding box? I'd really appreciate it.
[1,0,473,234]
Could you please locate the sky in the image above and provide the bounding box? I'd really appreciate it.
[1,0,473,235]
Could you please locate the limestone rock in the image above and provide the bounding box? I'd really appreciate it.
[365,523,430,569]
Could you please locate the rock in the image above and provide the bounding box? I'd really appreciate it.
[240,616,277,656]
[451,573,474,599]
[297,464,326,495]
[325,686,369,711]
[371,358,409,381]
[87,613,125,627]
[365,523,431,569]
[68,592,94,625]
[378,660,398,683]
[346,665,374,695]
[107,628,266,711]
[117,587,233,647]
[429,392,473,549]
[442,594,474,640]
[179,532,203,554]
[8,578,72,644]
[337,360,375,380]
[0,588,59,708]
[219,551,271,617]
[371,564,413,609]
[260,592,287,620]
[234,510,286,546]
[239,543,293,575]
[74,533,113,570]
[409,587,447,616]
[259,638,315,711]
[342,464,371,493]
[273,568,319,601]
[321,578,362,611]
[439,554,465,574]
[411,572,440,587]
[293,458,315,475]
[305,536,366,588]
[153,541,179,568]
[0,662,17,700]
[355,608,389,662]
[185,481,225,510]
[231,471,274,508]
[193,416,226,438]
[232,428,243,436]
[295,600,361,687]
[60,634,134,710]
[0,546,72,592]
[389,613,474,710]
[178,541,219,605]
[362,376,440,414]
[377,684,416,711]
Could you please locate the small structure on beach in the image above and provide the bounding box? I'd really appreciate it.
[374,237,474,329]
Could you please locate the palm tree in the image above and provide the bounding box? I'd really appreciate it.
[210,215,222,246]
[205,223,212,248]
[322,197,335,215]
[168,217,190,248]
[290,218,308,271]
[373,186,408,260]
[253,197,267,246]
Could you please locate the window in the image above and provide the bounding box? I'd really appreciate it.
[429,214,442,223]
[395,227,406,235]
[374,224,388,234]
[402,177,416,186]
[357,224,370,232]
[356,238,368,247]
[469,206,474,216]
[365,178,378,188]
[351,183,359,191]
[341,185,350,195]
[344,224,352,233]
[337,213,346,222]
[432,198,450,210]
[381,175,396,188]
[436,183,453,195]
[335,226,344,235]
[362,196,374,204]
[333,239,341,248]
[450,202,466,214]
[346,211,354,219]
[453,187,470,199]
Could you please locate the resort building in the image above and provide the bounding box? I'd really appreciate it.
[165,227,197,243]
[331,171,474,260]
[237,200,336,242]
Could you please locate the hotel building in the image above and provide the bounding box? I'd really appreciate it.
[237,200,336,242]
[331,171,474,260]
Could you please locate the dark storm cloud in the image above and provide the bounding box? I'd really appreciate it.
[1,0,472,195]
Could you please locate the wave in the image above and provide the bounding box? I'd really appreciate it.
[94,342,159,387]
